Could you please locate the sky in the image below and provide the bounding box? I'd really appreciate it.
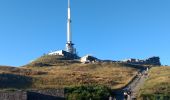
[0,0,170,66]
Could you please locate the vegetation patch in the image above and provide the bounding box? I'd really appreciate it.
[65,85,111,100]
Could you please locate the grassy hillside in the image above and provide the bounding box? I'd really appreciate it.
[0,63,139,90]
[0,55,144,90]
[138,66,170,99]
[29,63,140,89]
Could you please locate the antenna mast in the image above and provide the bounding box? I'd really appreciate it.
[66,0,75,54]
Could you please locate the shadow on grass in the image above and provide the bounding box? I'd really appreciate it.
[27,92,65,100]
[0,73,32,89]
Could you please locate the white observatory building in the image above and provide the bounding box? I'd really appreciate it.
[48,0,78,59]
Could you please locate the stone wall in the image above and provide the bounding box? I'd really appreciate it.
[0,91,27,100]
[0,89,65,100]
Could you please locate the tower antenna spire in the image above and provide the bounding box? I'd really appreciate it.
[66,0,76,54]
[68,0,70,8]
[48,0,78,59]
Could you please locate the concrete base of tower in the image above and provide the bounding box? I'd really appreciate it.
[66,42,76,54]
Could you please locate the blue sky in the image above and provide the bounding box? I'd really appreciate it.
[0,0,170,66]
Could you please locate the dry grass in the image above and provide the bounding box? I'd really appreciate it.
[0,62,139,90]
[24,62,138,89]
[139,66,170,95]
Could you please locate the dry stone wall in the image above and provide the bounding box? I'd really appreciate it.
[0,91,27,100]
[0,89,65,100]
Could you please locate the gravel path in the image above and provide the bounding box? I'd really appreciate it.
[113,69,148,100]
[129,71,147,99]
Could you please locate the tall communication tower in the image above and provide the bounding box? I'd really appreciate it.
[66,0,76,54]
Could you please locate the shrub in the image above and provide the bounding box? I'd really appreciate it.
[65,85,111,100]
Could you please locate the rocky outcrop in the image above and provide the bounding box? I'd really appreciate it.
[145,56,161,66]
[122,56,161,66]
